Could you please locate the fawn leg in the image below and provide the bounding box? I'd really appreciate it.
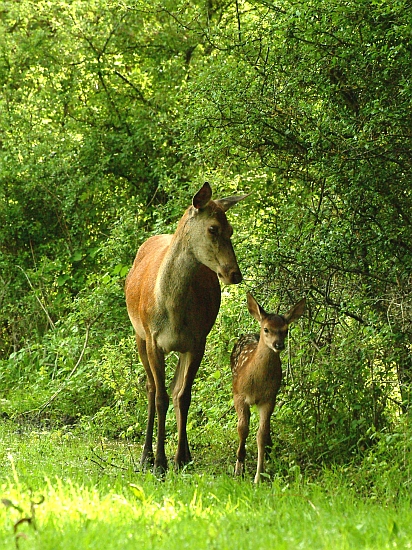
[255,402,275,483]
[234,395,250,477]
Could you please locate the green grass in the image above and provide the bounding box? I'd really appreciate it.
[0,421,411,549]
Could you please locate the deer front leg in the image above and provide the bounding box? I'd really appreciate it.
[146,339,169,474]
[234,395,250,477]
[171,347,204,468]
[255,402,275,483]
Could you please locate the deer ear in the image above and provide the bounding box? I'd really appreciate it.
[284,298,306,324]
[247,292,267,322]
[193,182,212,209]
[215,192,250,212]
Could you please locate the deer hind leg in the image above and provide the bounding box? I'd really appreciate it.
[234,395,250,477]
[136,335,155,468]
[145,338,169,474]
[171,347,204,468]
[255,402,275,483]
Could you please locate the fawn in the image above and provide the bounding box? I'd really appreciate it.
[231,292,306,483]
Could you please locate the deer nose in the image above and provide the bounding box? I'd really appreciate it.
[274,343,285,351]
[218,266,242,285]
[230,270,243,284]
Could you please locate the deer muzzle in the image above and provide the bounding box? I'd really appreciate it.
[218,266,243,285]
[272,342,285,352]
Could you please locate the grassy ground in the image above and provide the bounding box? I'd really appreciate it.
[0,420,411,550]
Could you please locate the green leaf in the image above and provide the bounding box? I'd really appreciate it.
[57,274,70,286]
[71,251,83,262]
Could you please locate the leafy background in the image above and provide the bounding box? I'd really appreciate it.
[1,0,411,482]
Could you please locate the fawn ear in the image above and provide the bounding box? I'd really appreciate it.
[247,292,267,322]
[284,297,306,325]
[193,182,212,209]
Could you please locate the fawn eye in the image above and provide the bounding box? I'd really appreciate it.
[264,328,269,334]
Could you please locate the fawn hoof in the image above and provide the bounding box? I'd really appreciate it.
[234,460,244,477]
[254,471,270,483]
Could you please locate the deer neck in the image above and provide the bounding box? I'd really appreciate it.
[253,339,280,372]
[154,221,200,327]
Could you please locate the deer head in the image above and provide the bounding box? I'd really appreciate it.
[185,182,248,285]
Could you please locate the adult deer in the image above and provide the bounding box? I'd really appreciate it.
[125,182,247,473]
[231,293,306,483]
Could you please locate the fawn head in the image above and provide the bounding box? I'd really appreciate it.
[247,293,306,353]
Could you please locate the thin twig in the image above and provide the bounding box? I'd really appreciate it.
[36,315,101,414]
[146,184,160,208]
[126,441,139,472]
[90,447,128,471]
[235,0,242,43]
[16,266,55,329]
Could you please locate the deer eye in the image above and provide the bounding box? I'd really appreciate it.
[264,328,269,334]
[208,225,219,236]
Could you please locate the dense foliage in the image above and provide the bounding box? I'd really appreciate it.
[1,0,411,477]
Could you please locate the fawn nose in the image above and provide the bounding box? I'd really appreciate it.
[274,342,285,351]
